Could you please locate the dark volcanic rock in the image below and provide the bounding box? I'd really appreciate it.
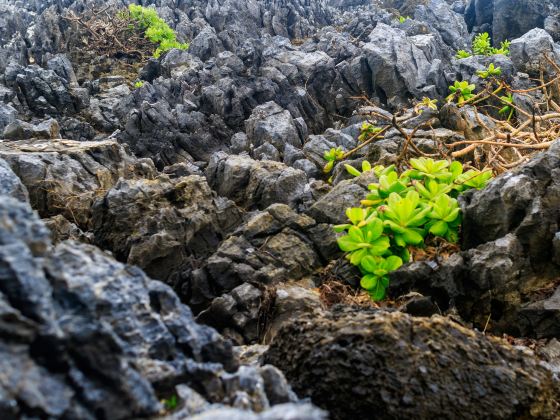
[465,0,555,43]
[265,309,560,420]
[206,153,308,210]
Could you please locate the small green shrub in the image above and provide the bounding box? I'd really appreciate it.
[134,80,144,89]
[414,97,438,114]
[358,122,382,142]
[335,159,492,300]
[128,4,189,58]
[476,63,502,79]
[323,147,345,173]
[472,32,494,56]
[397,15,411,23]
[447,80,476,104]
[455,49,472,59]
[162,395,178,411]
[456,32,510,59]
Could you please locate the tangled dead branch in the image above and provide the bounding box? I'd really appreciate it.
[63,5,156,61]
[350,54,560,175]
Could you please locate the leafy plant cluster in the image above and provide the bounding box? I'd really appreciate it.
[456,32,510,59]
[126,4,189,58]
[335,158,492,300]
[445,63,514,119]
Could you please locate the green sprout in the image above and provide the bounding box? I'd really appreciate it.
[473,32,493,56]
[397,15,411,23]
[414,97,438,114]
[493,40,511,56]
[447,81,476,104]
[360,255,403,300]
[358,122,382,142]
[134,81,144,89]
[476,63,502,79]
[468,32,510,57]
[163,395,179,411]
[323,147,345,173]
[498,93,515,121]
[455,50,472,59]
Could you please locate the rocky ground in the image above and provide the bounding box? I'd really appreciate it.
[2,0,560,418]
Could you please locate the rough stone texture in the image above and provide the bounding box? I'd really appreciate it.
[92,173,242,292]
[3,118,61,140]
[510,28,560,76]
[466,0,555,43]
[0,157,28,201]
[245,102,304,155]
[389,142,560,338]
[307,171,377,224]
[265,309,560,420]
[205,204,337,301]
[0,139,156,229]
[206,153,308,210]
[0,194,321,419]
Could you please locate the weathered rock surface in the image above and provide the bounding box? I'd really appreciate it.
[0,139,156,229]
[0,194,323,419]
[465,0,557,43]
[206,153,308,210]
[91,173,242,286]
[0,156,28,201]
[265,308,560,420]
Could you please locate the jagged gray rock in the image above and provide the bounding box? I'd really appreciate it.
[0,194,322,419]
[0,139,156,229]
[91,174,242,287]
[206,153,308,210]
[0,157,28,201]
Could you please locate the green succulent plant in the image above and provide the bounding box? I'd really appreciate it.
[378,191,431,247]
[455,49,472,59]
[337,218,391,265]
[163,395,178,411]
[335,158,493,301]
[323,147,345,173]
[345,160,372,177]
[447,81,476,104]
[456,169,493,190]
[476,63,502,79]
[473,32,493,56]
[415,97,438,114]
[493,40,511,56]
[426,194,461,242]
[463,32,510,58]
[360,255,403,300]
[358,122,382,142]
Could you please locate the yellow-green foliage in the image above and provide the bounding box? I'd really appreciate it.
[128,4,189,58]
[335,159,493,300]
